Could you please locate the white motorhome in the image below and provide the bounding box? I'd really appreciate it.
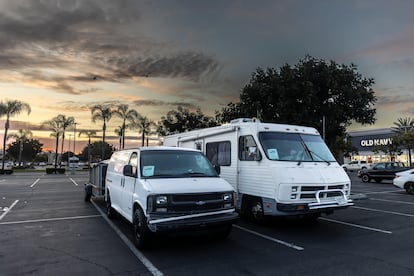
[163,118,353,221]
[105,147,238,248]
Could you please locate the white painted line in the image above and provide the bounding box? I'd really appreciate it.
[370,198,414,205]
[69,178,79,186]
[0,179,5,182]
[319,217,392,234]
[30,178,40,188]
[233,224,304,250]
[91,200,164,276]
[351,206,414,218]
[0,214,101,225]
[0,200,19,221]
[363,190,400,195]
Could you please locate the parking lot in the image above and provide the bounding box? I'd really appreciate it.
[1,171,413,276]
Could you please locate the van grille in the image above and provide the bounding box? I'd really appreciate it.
[148,192,233,214]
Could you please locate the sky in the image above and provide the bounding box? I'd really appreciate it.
[1,0,414,153]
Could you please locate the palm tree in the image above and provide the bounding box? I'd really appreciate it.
[42,116,62,171]
[114,126,123,150]
[7,129,33,166]
[0,100,31,172]
[91,104,113,160]
[78,130,97,167]
[131,115,156,147]
[113,104,139,149]
[392,117,414,166]
[57,115,75,167]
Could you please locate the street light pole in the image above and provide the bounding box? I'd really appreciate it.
[73,122,77,155]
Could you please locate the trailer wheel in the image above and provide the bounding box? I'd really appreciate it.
[84,185,92,202]
[106,193,116,219]
[133,207,152,249]
[250,198,265,223]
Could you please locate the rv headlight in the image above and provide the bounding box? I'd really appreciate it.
[156,195,168,205]
[292,186,298,192]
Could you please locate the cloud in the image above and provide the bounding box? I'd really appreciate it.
[0,0,220,95]
[133,99,198,109]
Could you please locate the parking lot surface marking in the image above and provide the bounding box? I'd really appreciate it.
[319,217,392,234]
[234,224,304,250]
[69,177,79,186]
[0,214,101,225]
[0,199,19,221]
[30,178,40,188]
[91,200,164,276]
[352,206,414,218]
[370,198,414,205]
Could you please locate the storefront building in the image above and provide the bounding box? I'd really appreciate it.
[347,128,411,165]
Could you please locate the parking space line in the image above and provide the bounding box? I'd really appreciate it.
[318,217,392,234]
[363,190,401,195]
[351,206,414,218]
[30,178,40,188]
[91,200,164,276]
[370,198,414,205]
[233,225,304,250]
[0,214,101,225]
[69,178,79,186]
[0,200,19,221]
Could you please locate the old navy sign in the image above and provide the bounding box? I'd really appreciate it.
[360,138,393,147]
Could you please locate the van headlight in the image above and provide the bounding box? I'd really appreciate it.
[156,195,168,205]
[223,192,234,208]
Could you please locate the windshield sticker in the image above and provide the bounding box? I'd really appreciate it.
[267,148,279,159]
[142,165,155,177]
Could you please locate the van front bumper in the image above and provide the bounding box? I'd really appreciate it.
[147,209,239,233]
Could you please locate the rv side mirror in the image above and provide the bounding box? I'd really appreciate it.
[214,165,221,175]
[123,164,135,177]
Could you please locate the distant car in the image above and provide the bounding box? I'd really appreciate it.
[342,160,370,172]
[393,169,414,194]
[357,162,409,183]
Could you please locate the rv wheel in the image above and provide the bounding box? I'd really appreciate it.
[250,198,264,223]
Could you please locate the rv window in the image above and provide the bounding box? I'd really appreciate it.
[206,141,231,166]
[239,136,262,161]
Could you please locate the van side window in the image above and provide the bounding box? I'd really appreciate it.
[239,136,261,161]
[206,141,231,166]
[129,152,138,176]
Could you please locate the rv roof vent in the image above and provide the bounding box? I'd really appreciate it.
[230,118,261,124]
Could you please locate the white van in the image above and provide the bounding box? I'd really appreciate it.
[163,118,353,221]
[105,146,238,248]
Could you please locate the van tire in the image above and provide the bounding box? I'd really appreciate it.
[106,193,116,219]
[133,208,152,249]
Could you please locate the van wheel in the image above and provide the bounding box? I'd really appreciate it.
[250,198,265,223]
[361,174,370,183]
[106,193,116,219]
[405,182,414,194]
[133,208,152,249]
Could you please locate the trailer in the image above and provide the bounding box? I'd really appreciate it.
[84,160,108,202]
[163,118,353,221]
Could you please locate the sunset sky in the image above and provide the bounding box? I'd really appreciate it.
[1,0,414,153]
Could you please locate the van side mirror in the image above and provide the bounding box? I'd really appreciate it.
[214,165,221,175]
[123,164,136,177]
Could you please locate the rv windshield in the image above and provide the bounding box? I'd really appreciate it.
[140,150,218,178]
[258,132,336,162]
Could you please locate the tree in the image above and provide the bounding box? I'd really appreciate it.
[157,106,218,136]
[7,138,43,163]
[78,141,115,162]
[0,100,31,172]
[131,115,156,146]
[215,56,377,157]
[42,116,62,170]
[113,104,139,149]
[78,130,97,166]
[114,126,123,149]
[57,115,75,167]
[391,117,414,166]
[91,104,113,159]
[7,129,33,165]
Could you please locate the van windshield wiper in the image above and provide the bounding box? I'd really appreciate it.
[181,172,211,177]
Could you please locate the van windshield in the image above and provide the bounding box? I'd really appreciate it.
[140,150,218,178]
[258,132,336,162]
